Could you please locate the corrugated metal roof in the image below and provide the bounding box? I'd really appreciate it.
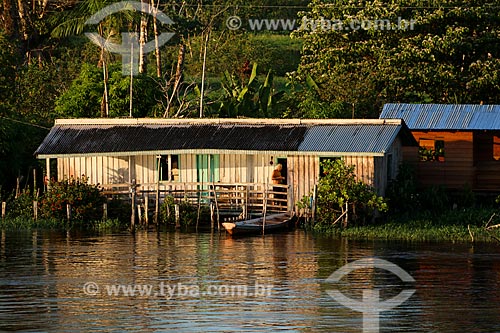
[35,120,414,157]
[380,103,500,130]
[298,124,401,153]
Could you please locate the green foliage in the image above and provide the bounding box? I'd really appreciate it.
[40,176,105,221]
[5,190,38,219]
[160,196,210,226]
[55,63,161,118]
[386,163,419,215]
[315,160,388,227]
[54,63,103,117]
[211,62,285,118]
[292,0,500,117]
[419,185,450,213]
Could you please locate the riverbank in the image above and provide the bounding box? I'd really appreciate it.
[309,207,500,243]
[2,207,500,243]
[0,216,126,232]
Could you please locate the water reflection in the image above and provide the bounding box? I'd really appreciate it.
[0,229,499,332]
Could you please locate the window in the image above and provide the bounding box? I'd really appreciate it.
[419,139,445,162]
[158,155,179,181]
[494,136,500,160]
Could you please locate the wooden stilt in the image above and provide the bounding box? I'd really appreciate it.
[155,155,160,225]
[210,202,215,230]
[262,185,268,235]
[174,204,180,228]
[131,179,136,231]
[144,195,149,226]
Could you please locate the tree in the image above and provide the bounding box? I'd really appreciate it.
[292,0,500,118]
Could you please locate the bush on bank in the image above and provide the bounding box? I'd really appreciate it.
[0,176,126,230]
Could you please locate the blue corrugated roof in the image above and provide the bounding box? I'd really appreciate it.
[298,124,401,153]
[380,103,500,130]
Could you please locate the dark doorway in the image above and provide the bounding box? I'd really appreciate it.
[277,158,287,184]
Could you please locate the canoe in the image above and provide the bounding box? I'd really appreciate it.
[222,212,295,236]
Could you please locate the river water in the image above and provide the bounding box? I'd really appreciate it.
[0,229,499,332]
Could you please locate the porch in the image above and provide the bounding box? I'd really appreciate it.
[101,182,291,224]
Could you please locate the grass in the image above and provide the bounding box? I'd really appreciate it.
[309,207,500,243]
[0,216,127,232]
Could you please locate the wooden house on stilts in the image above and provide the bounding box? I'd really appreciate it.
[35,118,416,214]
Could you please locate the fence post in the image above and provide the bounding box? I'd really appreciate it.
[33,201,38,221]
[131,179,136,231]
[311,184,317,223]
[174,204,180,228]
[144,195,149,226]
[66,204,71,222]
[103,202,108,220]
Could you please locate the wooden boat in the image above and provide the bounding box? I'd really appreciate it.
[222,212,295,236]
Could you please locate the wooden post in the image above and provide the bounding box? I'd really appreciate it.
[33,201,38,221]
[103,202,108,220]
[15,177,20,198]
[344,202,349,228]
[131,179,136,230]
[46,158,51,190]
[1,202,5,221]
[155,155,160,224]
[212,182,220,230]
[66,204,71,222]
[262,184,268,235]
[144,195,149,226]
[311,184,317,223]
[210,202,215,230]
[33,168,37,193]
[244,186,249,220]
[137,204,142,225]
[174,204,180,228]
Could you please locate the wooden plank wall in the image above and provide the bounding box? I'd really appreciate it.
[288,155,319,205]
[412,131,474,189]
[56,152,391,202]
[57,156,132,185]
[344,156,375,187]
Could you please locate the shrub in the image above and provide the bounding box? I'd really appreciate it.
[315,160,387,227]
[40,176,105,222]
[160,196,210,226]
[6,190,38,219]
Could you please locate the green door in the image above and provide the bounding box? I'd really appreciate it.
[196,154,220,183]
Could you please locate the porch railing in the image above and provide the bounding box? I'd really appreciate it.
[101,182,290,216]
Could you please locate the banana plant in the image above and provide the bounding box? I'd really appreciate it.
[217,62,283,118]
